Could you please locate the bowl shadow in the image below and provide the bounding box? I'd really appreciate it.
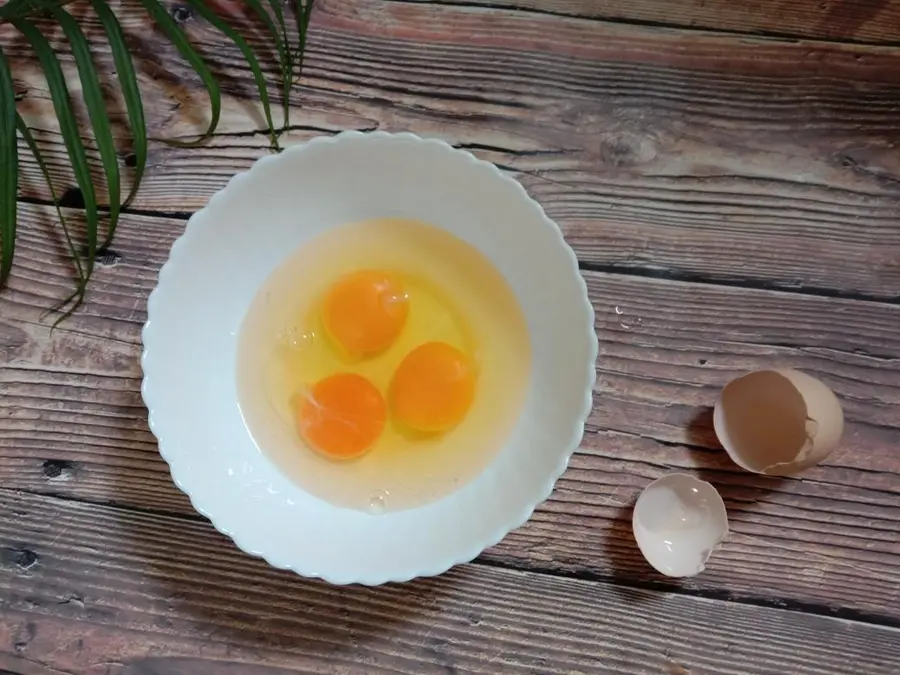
[110,469,455,665]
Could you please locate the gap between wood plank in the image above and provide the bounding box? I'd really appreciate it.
[583,424,900,484]
[580,261,900,305]
[3,484,898,632]
[474,558,900,631]
[387,0,900,49]
[15,195,193,224]
[13,197,899,307]
[160,122,380,145]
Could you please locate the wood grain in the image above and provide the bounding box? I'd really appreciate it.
[6,0,900,298]
[2,203,898,621]
[386,0,900,45]
[4,0,900,665]
[1,489,898,675]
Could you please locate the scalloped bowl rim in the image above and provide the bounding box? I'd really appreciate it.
[141,131,597,584]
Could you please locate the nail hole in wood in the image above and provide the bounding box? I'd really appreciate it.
[171,4,193,22]
[97,249,122,267]
[58,186,85,209]
[42,459,76,480]
[2,547,39,570]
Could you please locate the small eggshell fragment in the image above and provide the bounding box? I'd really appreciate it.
[632,474,729,578]
[713,369,843,476]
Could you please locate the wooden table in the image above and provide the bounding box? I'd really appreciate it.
[2,1,899,673]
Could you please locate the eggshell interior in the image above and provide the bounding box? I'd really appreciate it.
[713,369,843,476]
[632,473,729,578]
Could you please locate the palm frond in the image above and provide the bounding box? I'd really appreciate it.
[293,0,314,84]
[88,0,147,209]
[246,0,293,127]
[16,113,85,281]
[17,112,88,321]
[1,0,316,317]
[51,5,122,248]
[262,0,294,126]
[137,0,222,145]
[0,46,18,288]
[13,17,100,282]
[0,0,72,21]
[186,0,279,149]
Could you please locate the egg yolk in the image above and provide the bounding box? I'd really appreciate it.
[390,341,476,433]
[295,373,386,459]
[322,270,408,358]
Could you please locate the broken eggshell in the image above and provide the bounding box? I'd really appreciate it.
[713,369,843,476]
[632,474,729,578]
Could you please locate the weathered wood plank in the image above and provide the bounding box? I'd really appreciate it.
[6,0,900,297]
[0,490,898,675]
[389,0,900,45]
[2,203,898,620]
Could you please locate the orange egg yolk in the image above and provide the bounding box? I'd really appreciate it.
[390,341,476,433]
[295,373,387,459]
[322,270,408,358]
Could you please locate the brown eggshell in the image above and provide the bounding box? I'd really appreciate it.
[713,369,843,476]
[713,369,844,476]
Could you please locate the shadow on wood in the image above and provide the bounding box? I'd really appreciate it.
[109,482,457,658]
[599,497,686,599]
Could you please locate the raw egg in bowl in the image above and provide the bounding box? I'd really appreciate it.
[141,131,597,584]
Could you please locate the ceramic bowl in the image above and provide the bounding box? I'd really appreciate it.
[141,131,597,584]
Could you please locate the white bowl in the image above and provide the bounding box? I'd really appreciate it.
[141,131,597,584]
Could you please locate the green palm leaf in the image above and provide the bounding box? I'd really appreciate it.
[0,45,18,288]
[137,0,221,145]
[0,0,316,316]
[0,0,67,21]
[17,112,87,319]
[13,17,100,280]
[247,0,292,127]
[293,0,313,83]
[16,113,84,280]
[268,0,294,123]
[186,0,279,149]
[89,0,147,209]
[51,5,121,249]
